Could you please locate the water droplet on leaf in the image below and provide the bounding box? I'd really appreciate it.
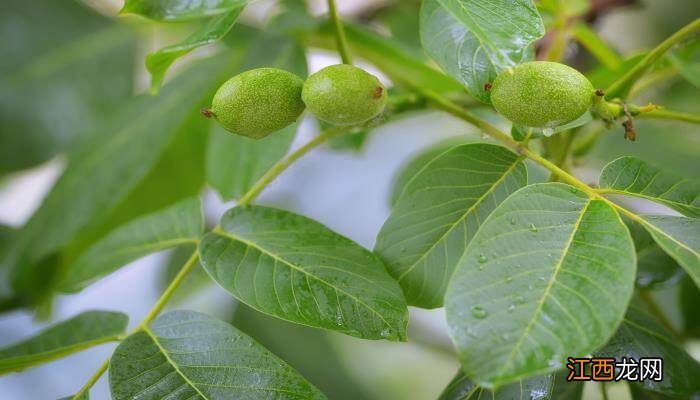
[471,306,488,319]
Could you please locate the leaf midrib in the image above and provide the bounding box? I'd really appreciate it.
[496,198,592,380]
[396,156,523,281]
[211,230,395,330]
[142,327,208,400]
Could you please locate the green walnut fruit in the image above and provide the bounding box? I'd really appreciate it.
[302,64,387,126]
[208,68,305,139]
[490,61,594,129]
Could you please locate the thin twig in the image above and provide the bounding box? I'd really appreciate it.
[606,18,700,99]
[327,0,352,64]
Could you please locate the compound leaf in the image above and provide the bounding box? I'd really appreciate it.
[446,183,636,388]
[420,0,544,102]
[121,0,248,21]
[599,156,700,218]
[597,297,700,397]
[438,369,555,399]
[0,311,127,374]
[60,197,204,292]
[199,206,409,341]
[375,143,527,308]
[109,310,325,400]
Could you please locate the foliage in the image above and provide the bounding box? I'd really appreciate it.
[0,0,698,399]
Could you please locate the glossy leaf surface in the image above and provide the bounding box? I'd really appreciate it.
[446,183,636,387]
[200,206,409,340]
[109,310,325,399]
[121,0,248,21]
[420,0,544,101]
[598,297,700,397]
[599,156,700,217]
[0,311,127,374]
[376,143,527,308]
[60,198,203,292]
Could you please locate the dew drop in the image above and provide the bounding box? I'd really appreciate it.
[471,306,488,319]
[380,328,392,338]
[542,128,555,137]
[466,327,477,338]
[505,275,512,283]
[529,223,538,232]
[507,304,516,313]
[501,333,510,341]
[478,254,488,264]
[510,218,516,225]
[515,295,526,304]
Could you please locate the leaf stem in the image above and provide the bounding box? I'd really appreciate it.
[138,251,200,329]
[327,0,352,64]
[71,358,109,400]
[606,17,700,99]
[69,124,347,398]
[237,127,347,205]
[636,108,700,125]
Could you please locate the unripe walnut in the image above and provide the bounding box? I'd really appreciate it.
[302,64,387,126]
[209,68,305,139]
[490,61,594,128]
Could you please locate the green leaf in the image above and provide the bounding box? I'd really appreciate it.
[146,7,245,92]
[59,197,203,292]
[121,0,248,21]
[511,112,593,141]
[0,0,136,173]
[389,137,473,207]
[438,369,555,399]
[158,245,211,306]
[0,311,127,374]
[375,143,527,308]
[420,0,497,102]
[206,33,306,201]
[6,55,239,306]
[304,22,463,94]
[570,21,622,70]
[551,370,584,400]
[626,219,685,289]
[419,0,544,102]
[207,122,299,200]
[199,205,409,341]
[446,183,636,388]
[641,215,699,287]
[597,297,700,397]
[232,304,374,400]
[680,276,700,337]
[109,310,325,399]
[668,39,700,89]
[599,156,700,217]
